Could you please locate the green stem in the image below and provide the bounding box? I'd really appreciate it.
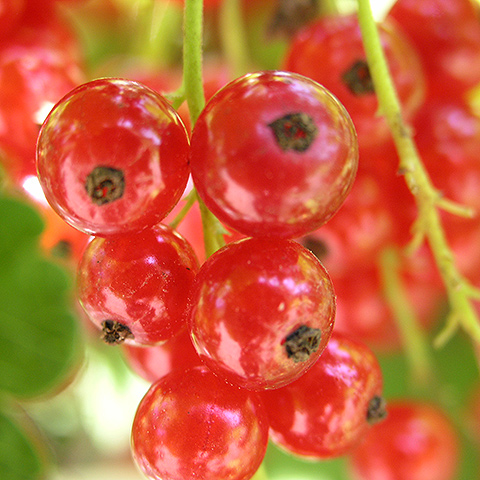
[356,0,480,347]
[380,248,436,388]
[168,189,197,230]
[219,0,251,77]
[183,0,205,125]
[183,0,226,257]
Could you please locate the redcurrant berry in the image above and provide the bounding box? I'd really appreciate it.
[77,223,199,346]
[36,78,190,235]
[349,400,460,480]
[283,14,425,148]
[189,70,358,239]
[188,237,336,390]
[131,365,269,480]
[388,0,480,99]
[261,331,385,459]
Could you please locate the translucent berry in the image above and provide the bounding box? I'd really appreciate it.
[131,365,269,480]
[188,237,336,390]
[36,78,190,236]
[189,70,358,239]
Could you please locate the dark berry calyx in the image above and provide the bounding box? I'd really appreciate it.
[101,320,134,345]
[284,324,322,362]
[85,166,125,206]
[342,59,375,96]
[268,112,318,152]
[367,395,387,425]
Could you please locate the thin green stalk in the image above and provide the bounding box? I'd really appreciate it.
[380,248,436,388]
[356,0,480,347]
[168,189,197,230]
[182,0,226,257]
[183,0,206,125]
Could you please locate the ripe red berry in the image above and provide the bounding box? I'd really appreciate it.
[261,331,385,459]
[189,70,358,239]
[77,223,199,346]
[131,365,269,480]
[36,78,190,236]
[188,237,336,390]
[283,14,425,148]
[388,0,480,99]
[349,400,460,480]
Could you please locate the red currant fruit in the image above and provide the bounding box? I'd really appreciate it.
[131,365,269,480]
[0,18,85,185]
[189,70,358,239]
[77,223,199,346]
[36,78,190,235]
[283,14,425,148]
[188,237,336,390]
[388,0,480,99]
[349,400,460,480]
[261,331,385,459]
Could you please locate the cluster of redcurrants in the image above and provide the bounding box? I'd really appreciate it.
[34,64,388,479]
[2,0,478,479]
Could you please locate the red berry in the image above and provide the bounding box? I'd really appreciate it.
[349,400,460,480]
[188,237,336,390]
[189,70,358,239]
[131,365,269,480]
[388,0,480,99]
[77,223,199,346]
[283,14,425,148]
[261,331,385,459]
[36,78,190,236]
[0,18,85,185]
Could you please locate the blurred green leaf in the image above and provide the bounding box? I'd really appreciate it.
[0,193,83,398]
[0,196,44,262]
[0,409,48,480]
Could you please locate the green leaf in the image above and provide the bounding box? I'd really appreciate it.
[0,409,48,480]
[0,196,44,262]
[0,193,83,398]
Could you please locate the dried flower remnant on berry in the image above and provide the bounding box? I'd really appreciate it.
[367,395,388,425]
[101,320,134,345]
[85,166,125,206]
[284,324,322,362]
[342,60,375,95]
[268,113,318,152]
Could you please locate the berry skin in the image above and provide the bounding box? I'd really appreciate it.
[36,78,190,236]
[349,401,460,480]
[283,14,425,148]
[261,331,385,459]
[77,223,199,346]
[189,70,358,239]
[131,365,269,480]
[188,237,336,390]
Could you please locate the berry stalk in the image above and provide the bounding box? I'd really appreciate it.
[356,0,480,348]
[183,0,226,257]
